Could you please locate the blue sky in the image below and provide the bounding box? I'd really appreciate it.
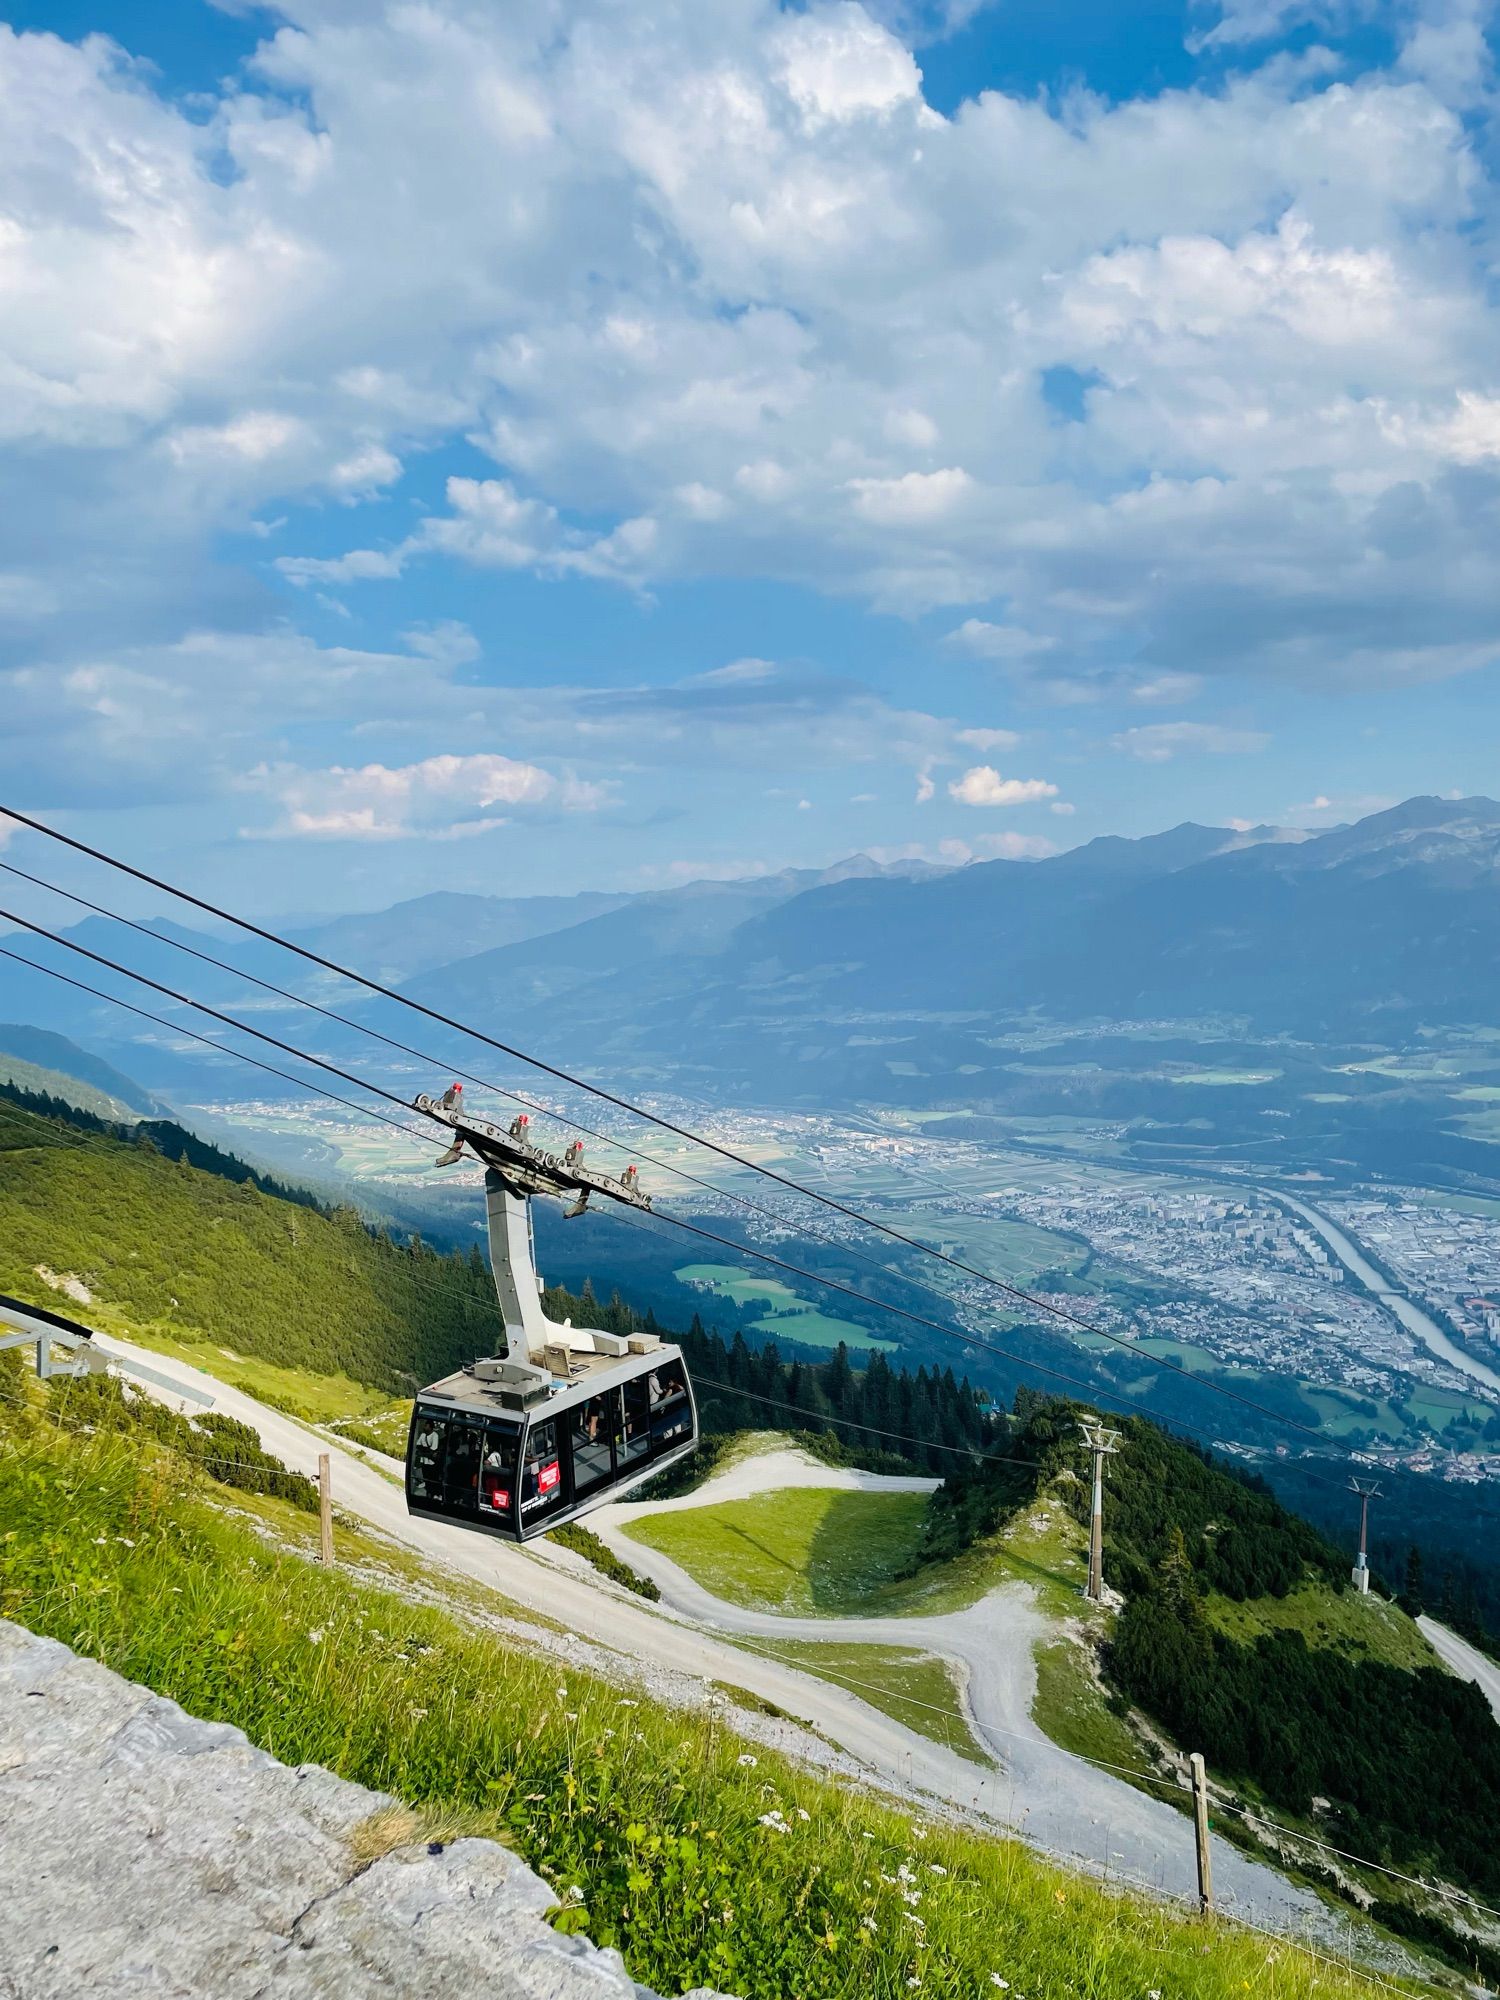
[1,0,1498,915]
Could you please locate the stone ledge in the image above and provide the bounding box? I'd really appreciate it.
[0,1620,733,2000]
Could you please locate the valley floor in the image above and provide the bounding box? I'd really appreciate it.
[87,1329,1413,1969]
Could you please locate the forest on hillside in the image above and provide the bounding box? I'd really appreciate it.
[0,1090,994,1472]
[930,1396,1500,1911]
[0,1089,502,1393]
[541,1279,994,1476]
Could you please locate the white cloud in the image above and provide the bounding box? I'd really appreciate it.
[976,830,1059,859]
[166,413,308,467]
[948,766,1059,805]
[945,621,1057,662]
[278,476,658,591]
[244,752,605,842]
[771,4,923,126]
[955,726,1020,752]
[884,407,939,449]
[867,830,1058,863]
[277,547,406,586]
[847,468,974,525]
[1383,389,1500,465]
[1130,673,1202,705]
[1285,789,1397,823]
[1111,722,1272,762]
[675,480,729,519]
[2,0,1500,713]
[1188,0,1353,51]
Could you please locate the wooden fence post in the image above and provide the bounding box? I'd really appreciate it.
[318,1452,334,1567]
[1190,1751,1214,1915]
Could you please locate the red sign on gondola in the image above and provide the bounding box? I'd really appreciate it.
[538,1459,561,1493]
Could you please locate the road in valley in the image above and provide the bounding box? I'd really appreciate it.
[87,1331,1378,1949]
[1418,1615,1500,1723]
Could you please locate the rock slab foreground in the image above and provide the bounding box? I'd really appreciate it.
[0,1619,731,2000]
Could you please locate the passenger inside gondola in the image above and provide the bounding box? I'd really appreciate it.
[649,1361,690,1449]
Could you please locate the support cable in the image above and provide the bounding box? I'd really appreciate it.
[0,856,1119,1355]
[8,911,1500,1521]
[0,910,1306,1446]
[0,810,1356,1444]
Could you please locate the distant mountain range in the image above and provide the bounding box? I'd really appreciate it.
[389,796,1500,1092]
[4,798,1499,1123]
[287,888,634,984]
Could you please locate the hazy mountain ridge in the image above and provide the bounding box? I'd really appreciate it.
[3,801,1497,1118]
[389,799,1500,1061]
[288,887,636,983]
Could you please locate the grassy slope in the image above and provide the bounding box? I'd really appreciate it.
[0,1380,1412,2000]
[623,1485,1018,1621]
[0,1057,133,1122]
[0,1102,500,1398]
[624,1489,933,1617]
[736,1639,989,1766]
[1205,1585,1441,1673]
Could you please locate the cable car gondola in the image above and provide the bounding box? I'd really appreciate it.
[404,1086,698,1542]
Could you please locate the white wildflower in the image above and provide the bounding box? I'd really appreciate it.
[737,1754,758,1768]
[565,1711,579,1722]
[758,1810,790,1833]
[307,1628,325,1645]
[927,1864,947,1877]
[991,1980,1009,1991]
[794,1808,810,1822]
[617,1699,639,1708]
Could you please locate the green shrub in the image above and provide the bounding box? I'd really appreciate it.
[551,1521,660,1600]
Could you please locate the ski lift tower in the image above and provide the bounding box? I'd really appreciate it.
[1078,1419,1122,1604]
[1349,1475,1382,1594]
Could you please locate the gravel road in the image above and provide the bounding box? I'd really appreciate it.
[89,1333,1385,1956]
[1418,1613,1500,1722]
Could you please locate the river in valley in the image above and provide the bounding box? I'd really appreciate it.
[1274,1190,1500,1398]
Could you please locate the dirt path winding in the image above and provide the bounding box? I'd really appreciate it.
[89,1335,1375,1948]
